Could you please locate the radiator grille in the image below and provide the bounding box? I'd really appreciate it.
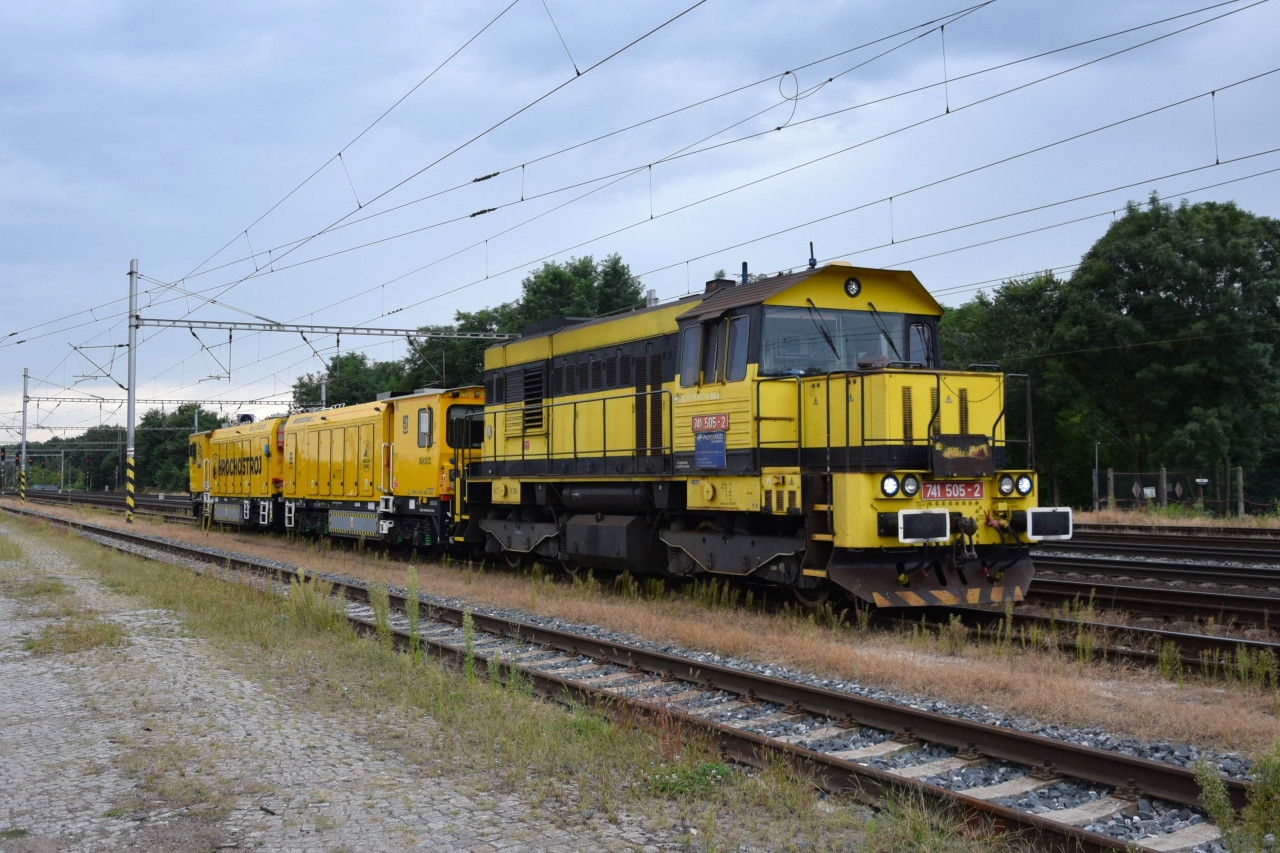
[902,386,914,445]
[959,388,970,434]
[521,367,545,432]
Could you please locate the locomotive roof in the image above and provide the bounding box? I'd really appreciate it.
[495,263,935,349]
[677,263,934,322]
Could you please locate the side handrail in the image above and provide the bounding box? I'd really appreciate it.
[754,375,802,469]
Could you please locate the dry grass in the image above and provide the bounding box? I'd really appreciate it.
[1078,506,1280,529]
[23,614,127,655]
[0,531,22,562]
[12,498,1280,757]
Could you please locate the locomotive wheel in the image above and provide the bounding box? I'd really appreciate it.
[792,584,831,609]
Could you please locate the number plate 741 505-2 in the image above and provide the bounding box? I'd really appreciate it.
[921,481,985,500]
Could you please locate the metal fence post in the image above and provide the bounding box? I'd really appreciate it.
[1159,467,1167,509]
[1107,468,1115,510]
[1237,466,1245,517]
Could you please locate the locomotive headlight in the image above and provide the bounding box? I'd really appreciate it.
[880,474,900,497]
[901,474,921,497]
[1016,474,1034,496]
[997,474,1015,496]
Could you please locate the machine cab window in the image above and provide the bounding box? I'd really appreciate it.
[418,407,434,448]
[446,405,484,448]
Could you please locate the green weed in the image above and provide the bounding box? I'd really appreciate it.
[1158,641,1185,688]
[405,566,421,660]
[937,613,968,656]
[462,611,476,683]
[24,615,126,655]
[368,580,392,651]
[645,761,731,797]
[0,534,21,562]
[613,571,641,599]
[284,570,351,638]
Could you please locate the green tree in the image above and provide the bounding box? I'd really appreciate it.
[1057,195,1280,479]
[135,404,221,491]
[941,196,1280,508]
[415,253,645,386]
[292,352,409,410]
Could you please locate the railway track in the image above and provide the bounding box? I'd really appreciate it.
[900,606,1279,683]
[4,489,195,524]
[0,503,1249,853]
[1026,576,1280,629]
[7,493,1275,679]
[1034,552,1280,587]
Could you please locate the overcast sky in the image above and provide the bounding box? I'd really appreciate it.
[2,0,1278,440]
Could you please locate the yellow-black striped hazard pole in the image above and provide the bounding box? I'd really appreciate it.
[126,453,135,522]
[126,260,138,524]
[20,367,28,505]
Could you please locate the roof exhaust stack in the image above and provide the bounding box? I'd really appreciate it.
[741,261,749,285]
[809,242,817,269]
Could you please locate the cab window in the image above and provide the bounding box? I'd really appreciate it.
[447,405,484,448]
[679,326,700,387]
[418,407,433,448]
[725,316,749,381]
[908,322,935,367]
[700,322,723,384]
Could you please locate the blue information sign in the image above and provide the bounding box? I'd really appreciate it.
[694,430,726,469]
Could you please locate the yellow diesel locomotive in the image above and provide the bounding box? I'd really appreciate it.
[461,262,1072,606]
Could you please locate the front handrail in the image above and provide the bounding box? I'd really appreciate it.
[754,375,802,469]
[481,388,675,476]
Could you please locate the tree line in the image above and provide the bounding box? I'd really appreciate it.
[942,195,1280,510]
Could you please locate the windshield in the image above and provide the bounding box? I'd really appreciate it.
[759,306,936,375]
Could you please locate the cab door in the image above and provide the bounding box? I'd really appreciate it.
[285,433,297,495]
[358,423,374,497]
[318,430,331,497]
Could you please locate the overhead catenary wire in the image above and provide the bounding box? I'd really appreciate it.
[4,0,1251,360]
[177,0,712,325]
[138,2,1273,327]
[15,3,1274,432]
[168,0,1234,287]
[110,2,1272,398]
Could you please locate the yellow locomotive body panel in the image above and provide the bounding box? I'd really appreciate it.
[188,431,211,495]
[208,418,284,499]
[283,403,386,503]
[387,387,484,500]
